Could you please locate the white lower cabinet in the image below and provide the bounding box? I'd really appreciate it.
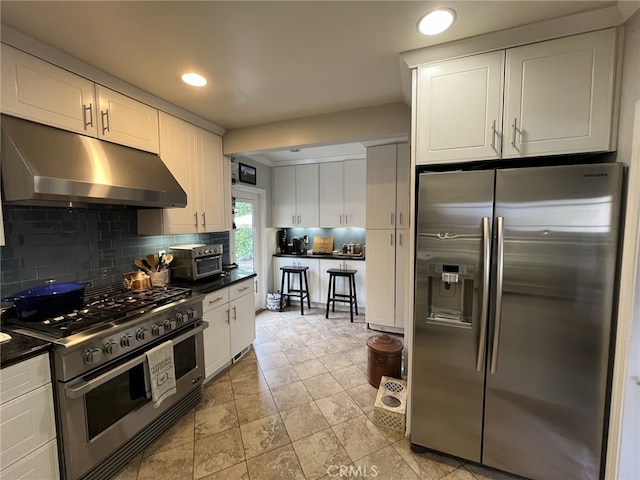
[0,354,59,479]
[202,279,255,379]
[318,259,366,311]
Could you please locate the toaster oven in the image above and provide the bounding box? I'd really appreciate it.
[169,244,223,280]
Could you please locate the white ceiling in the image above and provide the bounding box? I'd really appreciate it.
[0,0,625,162]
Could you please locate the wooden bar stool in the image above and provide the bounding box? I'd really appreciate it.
[325,268,358,322]
[279,265,311,315]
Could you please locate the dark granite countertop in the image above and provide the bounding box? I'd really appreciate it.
[169,269,257,295]
[0,329,52,369]
[274,253,365,261]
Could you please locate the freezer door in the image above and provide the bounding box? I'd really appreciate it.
[484,163,623,480]
[411,169,494,462]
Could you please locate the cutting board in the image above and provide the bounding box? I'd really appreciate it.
[313,236,333,254]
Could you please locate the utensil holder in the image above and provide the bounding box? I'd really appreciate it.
[150,270,169,287]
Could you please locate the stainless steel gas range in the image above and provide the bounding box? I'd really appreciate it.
[7,284,206,480]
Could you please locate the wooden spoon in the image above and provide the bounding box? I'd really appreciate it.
[146,254,158,272]
[161,253,174,271]
[134,258,152,273]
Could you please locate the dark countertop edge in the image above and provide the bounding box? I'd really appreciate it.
[169,269,257,295]
[1,329,52,369]
[273,254,365,261]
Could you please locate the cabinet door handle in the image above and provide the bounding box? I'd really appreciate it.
[292,215,295,225]
[490,120,496,150]
[390,233,394,246]
[511,118,518,147]
[297,215,301,224]
[399,232,403,247]
[233,306,237,321]
[340,214,343,225]
[399,212,403,226]
[226,309,230,324]
[83,103,93,129]
[390,213,394,227]
[202,212,206,229]
[194,212,198,228]
[101,109,110,134]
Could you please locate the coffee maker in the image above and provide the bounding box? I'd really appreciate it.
[276,229,288,254]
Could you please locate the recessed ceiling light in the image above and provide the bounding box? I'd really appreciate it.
[417,8,456,36]
[181,72,207,87]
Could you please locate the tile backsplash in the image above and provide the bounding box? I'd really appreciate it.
[0,206,229,295]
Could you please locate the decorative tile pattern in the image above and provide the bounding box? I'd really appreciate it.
[234,390,279,425]
[280,401,329,441]
[245,445,306,480]
[292,429,351,480]
[194,401,238,439]
[193,428,245,479]
[331,415,389,462]
[270,381,313,412]
[138,443,194,480]
[239,413,291,459]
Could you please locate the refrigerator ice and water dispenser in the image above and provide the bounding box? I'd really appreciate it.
[424,263,475,327]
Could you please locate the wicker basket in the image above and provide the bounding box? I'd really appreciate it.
[373,376,407,432]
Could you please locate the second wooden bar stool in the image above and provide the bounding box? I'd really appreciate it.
[325,268,358,322]
[279,265,311,315]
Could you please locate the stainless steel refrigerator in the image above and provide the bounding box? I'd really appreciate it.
[411,163,623,480]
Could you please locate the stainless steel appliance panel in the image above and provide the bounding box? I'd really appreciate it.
[58,322,205,480]
[412,169,494,461]
[483,163,623,479]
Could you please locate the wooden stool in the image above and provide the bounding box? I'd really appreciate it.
[280,265,311,315]
[325,268,358,322]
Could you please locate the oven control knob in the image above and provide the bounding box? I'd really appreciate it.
[175,312,186,324]
[187,308,196,319]
[103,340,119,356]
[164,319,176,331]
[152,324,163,336]
[136,328,148,341]
[121,334,134,348]
[84,348,103,364]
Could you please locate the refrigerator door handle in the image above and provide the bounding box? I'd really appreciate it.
[476,216,491,372]
[490,216,505,374]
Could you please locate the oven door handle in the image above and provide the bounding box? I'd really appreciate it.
[64,323,205,399]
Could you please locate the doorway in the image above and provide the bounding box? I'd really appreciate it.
[232,185,266,312]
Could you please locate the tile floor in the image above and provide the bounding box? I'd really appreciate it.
[111,307,521,480]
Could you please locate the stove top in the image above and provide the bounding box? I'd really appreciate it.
[5,285,192,338]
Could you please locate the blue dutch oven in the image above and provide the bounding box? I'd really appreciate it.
[2,282,86,321]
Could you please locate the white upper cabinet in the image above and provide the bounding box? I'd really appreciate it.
[95,86,159,153]
[417,51,504,163]
[1,44,96,136]
[366,144,410,230]
[502,29,616,158]
[319,159,366,228]
[273,165,319,228]
[138,113,225,234]
[416,28,617,164]
[1,44,161,153]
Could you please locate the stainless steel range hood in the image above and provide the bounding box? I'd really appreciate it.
[1,115,187,208]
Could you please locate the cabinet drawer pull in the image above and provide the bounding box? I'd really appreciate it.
[83,103,93,129]
[101,109,110,134]
[238,286,249,292]
[208,296,223,304]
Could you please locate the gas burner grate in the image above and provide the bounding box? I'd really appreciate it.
[7,285,193,338]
